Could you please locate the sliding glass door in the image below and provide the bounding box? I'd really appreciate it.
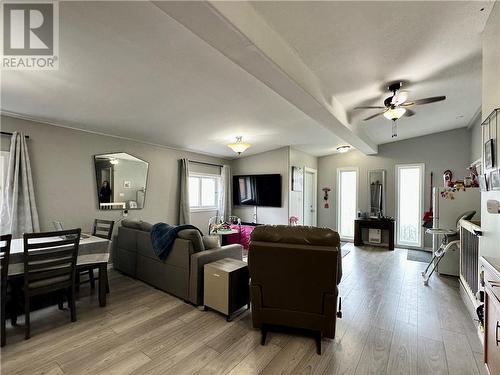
[337,168,358,239]
[396,164,424,248]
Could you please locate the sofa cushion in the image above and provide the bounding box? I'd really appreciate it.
[202,235,220,250]
[251,225,340,247]
[139,221,153,232]
[178,229,205,252]
[121,219,142,230]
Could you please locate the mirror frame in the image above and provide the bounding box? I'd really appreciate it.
[367,169,386,216]
[93,152,150,210]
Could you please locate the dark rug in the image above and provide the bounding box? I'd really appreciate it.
[407,249,432,263]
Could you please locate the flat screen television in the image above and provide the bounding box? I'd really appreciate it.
[233,174,282,207]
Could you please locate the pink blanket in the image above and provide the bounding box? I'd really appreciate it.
[226,224,255,250]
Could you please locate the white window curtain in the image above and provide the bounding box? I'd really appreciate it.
[217,165,231,220]
[178,158,191,224]
[0,132,40,237]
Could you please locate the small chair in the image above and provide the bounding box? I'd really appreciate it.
[23,229,81,339]
[77,219,114,290]
[1,234,12,347]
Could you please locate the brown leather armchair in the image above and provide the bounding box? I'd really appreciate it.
[248,225,342,355]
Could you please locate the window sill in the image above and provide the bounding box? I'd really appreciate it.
[190,207,218,213]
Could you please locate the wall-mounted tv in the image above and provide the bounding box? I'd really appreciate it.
[233,174,282,207]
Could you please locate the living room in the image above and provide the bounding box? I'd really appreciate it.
[1,1,500,374]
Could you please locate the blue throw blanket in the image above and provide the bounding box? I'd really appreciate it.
[151,223,202,260]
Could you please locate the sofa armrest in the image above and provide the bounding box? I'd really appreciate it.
[188,244,243,305]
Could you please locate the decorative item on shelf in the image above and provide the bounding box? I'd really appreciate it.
[227,136,251,155]
[467,165,480,187]
[454,180,465,190]
[490,169,500,190]
[291,166,303,192]
[322,187,331,208]
[289,216,299,226]
[479,174,489,192]
[211,222,231,233]
[443,170,454,187]
[484,139,495,169]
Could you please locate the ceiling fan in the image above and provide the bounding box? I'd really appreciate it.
[353,82,446,138]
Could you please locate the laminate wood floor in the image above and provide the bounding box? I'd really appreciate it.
[1,245,486,375]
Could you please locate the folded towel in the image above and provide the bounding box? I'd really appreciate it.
[151,223,202,260]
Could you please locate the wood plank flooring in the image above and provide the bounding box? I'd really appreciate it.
[1,245,486,374]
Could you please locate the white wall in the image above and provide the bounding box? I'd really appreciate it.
[480,3,500,258]
[468,112,483,164]
[0,115,226,234]
[289,147,318,225]
[230,147,289,224]
[318,128,471,248]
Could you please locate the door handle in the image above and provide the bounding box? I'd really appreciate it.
[497,321,500,346]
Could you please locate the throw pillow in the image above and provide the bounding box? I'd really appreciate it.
[177,229,205,252]
[202,235,221,250]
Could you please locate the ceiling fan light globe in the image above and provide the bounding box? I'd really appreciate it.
[383,107,406,120]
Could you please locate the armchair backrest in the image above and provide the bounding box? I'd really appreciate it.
[249,225,341,314]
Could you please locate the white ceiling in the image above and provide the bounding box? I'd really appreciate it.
[0,1,344,158]
[251,1,492,144]
[1,1,493,156]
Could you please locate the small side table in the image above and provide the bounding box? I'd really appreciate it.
[204,258,250,321]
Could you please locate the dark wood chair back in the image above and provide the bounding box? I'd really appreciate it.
[23,229,80,296]
[92,219,114,240]
[1,234,12,346]
[0,234,12,287]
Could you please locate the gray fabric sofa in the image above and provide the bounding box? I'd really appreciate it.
[112,220,243,305]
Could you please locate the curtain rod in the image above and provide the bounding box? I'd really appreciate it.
[1,131,29,139]
[188,159,223,168]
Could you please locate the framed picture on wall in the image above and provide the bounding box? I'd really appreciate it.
[291,166,303,192]
[479,174,489,192]
[485,139,495,169]
[491,169,500,190]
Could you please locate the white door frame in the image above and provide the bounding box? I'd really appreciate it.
[395,163,425,248]
[337,167,359,241]
[303,167,317,226]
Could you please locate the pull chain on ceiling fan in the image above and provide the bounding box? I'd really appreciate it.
[353,82,446,137]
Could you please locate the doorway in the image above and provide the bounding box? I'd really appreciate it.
[396,163,424,248]
[303,167,317,226]
[337,167,358,239]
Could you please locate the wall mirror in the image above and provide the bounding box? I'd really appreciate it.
[94,152,149,210]
[368,169,386,217]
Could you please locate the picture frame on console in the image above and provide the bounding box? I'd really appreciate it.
[490,169,500,190]
[479,174,489,192]
[485,138,495,169]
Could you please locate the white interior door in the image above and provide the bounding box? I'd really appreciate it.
[303,168,317,226]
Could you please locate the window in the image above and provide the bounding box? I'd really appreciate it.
[189,174,219,210]
[337,168,358,239]
[396,164,424,248]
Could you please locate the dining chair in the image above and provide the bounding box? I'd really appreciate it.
[77,219,114,291]
[0,234,12,347]
[23,229,80,340]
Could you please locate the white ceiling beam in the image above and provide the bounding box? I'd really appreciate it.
[153,1,378,155]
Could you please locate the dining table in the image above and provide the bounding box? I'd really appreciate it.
[8,235,111,307]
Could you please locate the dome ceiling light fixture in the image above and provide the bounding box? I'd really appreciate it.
[336,145,351,153]
[227,136,251,155]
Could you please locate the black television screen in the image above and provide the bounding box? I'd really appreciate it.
[233,174,281,207]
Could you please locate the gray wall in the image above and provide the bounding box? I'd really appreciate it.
[480,2,500,258]
[0,115,226,234]
[318,128,471,248]
[230,147,289,224]
[468,113,483,164]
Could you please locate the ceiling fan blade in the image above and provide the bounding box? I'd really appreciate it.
[363,111,386,121]
[402,96,446,107]
[353,106,385,110]
[392,91,409,105]
[404,109,416,117]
